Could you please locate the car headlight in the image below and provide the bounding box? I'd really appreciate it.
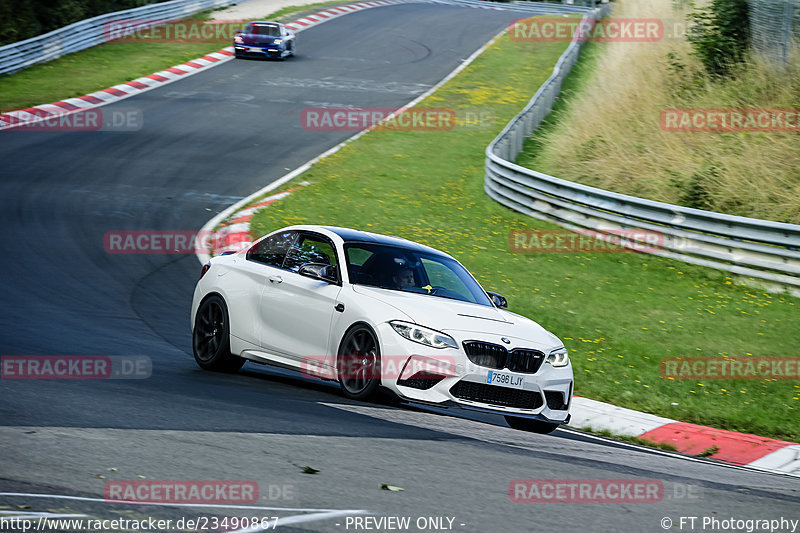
[234,36,243,43]
[547,347,569,367]
[390,321,457,349]
[273,39,282,45]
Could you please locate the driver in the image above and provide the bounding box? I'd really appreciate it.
[391,267,415,289]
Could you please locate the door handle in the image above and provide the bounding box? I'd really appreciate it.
[269,275,283,284]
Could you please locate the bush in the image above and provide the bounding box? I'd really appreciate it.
[687,0,750,77]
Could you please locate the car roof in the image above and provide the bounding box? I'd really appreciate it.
[248,21,281,25]
[317,226,450,257]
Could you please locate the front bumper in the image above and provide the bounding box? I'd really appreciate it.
[234,45,284,58]
[375,322,573,423]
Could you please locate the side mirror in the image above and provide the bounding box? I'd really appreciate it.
[298,263,338,284]
[235,29,242,34]
[486,291,507,309]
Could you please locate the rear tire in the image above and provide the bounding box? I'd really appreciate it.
[192,295,245,372]
[505,416,560,434]
[337,324,381,400]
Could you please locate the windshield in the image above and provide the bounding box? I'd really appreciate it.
[344,243,493,307]
[246,23,281,36]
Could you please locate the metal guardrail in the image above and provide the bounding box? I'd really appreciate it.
[0,0,238,77]
[484,5,800,294]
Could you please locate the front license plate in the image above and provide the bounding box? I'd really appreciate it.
[486,370,525,389]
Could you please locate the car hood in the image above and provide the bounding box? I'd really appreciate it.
[352,285,561,349]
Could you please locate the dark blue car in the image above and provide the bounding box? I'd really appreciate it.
[234,21,296,60]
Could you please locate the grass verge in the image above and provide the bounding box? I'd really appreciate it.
[247,24,800,442]
[0,1,344,111]
[0,41,225,111]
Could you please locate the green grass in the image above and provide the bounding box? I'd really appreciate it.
[245,28,800,442]
[0,1,343,111]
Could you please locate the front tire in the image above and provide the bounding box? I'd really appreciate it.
[337,324,381,400]
[192,295,244,372]
[505,416,560,434]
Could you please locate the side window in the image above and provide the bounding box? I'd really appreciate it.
[247,231,297,268]
[283,234,338,273]
[344,245,375,286]
[345,247,373,268]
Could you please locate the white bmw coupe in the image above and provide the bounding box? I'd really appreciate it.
[191,225,572,433]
